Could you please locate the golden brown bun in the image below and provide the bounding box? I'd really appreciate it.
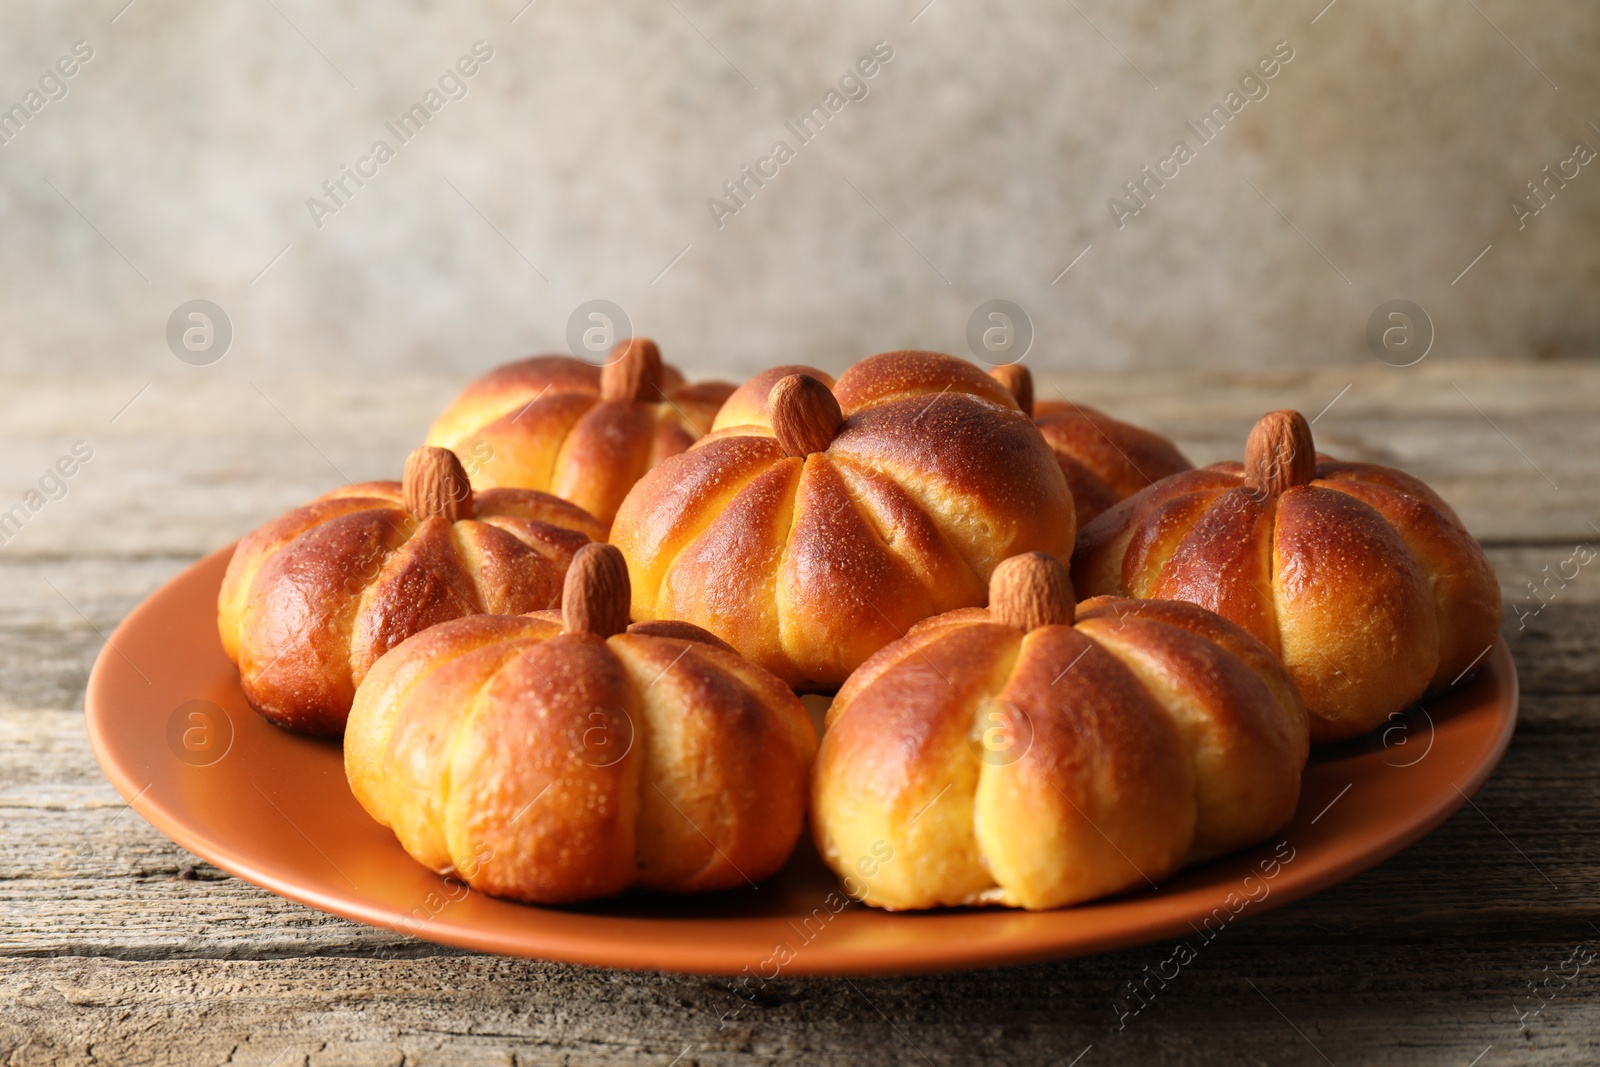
[1073,410,1502,741]
[710,364,839,434]
[812,553,1308,911]
[611,351,1076,689]
[424,339,734,526]
[1033,400,1193,524]
[344,545,818,904]
[987,365,1193,525]
[217,448,605,737]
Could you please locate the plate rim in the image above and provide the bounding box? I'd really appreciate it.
[85,543,1519,976]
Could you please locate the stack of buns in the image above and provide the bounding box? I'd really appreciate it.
[218,341,1499,910]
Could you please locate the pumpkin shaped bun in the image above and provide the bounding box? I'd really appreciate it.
[424,338,735,526]
[1073,410,1502,742]
[812,553,1308,911]
[989,364,1194,525]
[218,447,604,736]
[610,351,1077,690]
[344,543,818,905]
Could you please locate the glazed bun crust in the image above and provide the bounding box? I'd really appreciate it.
[345,613,818,904]
[612,352,1076,689]
[1073,415,1501,741]
[983,367,1193,526]
[218,481,604,736]
[710,365,838,434]
[425,348,733,526]
[812,590,1307,911]
[1314,461,1502,695]
[426,356,612,446]
[832,350,1019,413]
[1032,399,1194,525]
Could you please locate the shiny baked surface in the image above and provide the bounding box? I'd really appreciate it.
[611,351,1077,689]
[1032,399,1194,525]
[424,344,734,526]
[813,555,1307,911]
[217,479,604,736]
[45,361,1566,1061]
[987,365,1194,526]
[1074,412,1502,742]
[344,608,817,904]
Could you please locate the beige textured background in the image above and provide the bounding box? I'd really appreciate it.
[0,0,1596,385]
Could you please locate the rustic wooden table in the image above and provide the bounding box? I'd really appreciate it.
[3,362,1597,1066]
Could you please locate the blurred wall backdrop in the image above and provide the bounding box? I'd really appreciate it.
[1,0,1597,383]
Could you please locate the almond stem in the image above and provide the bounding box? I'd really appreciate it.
[989,364,1034,417]
[599,337,663,403]
[562,543,632,638]
[1243,410,1317,497]
[402,446,473,522]
[768,374,843,457]
[988,553,1074,632]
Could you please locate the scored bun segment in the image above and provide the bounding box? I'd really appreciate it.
[611,351,1078,689]
[986,363,1196,528]
[220,445,604,736]
[343,542,819,905]
[811,549,1310,911]
[1072,405,1503,742]
[419,336,734,526]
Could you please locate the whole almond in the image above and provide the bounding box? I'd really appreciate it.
[562,542,632,638]
[600,337,663,403]
[1244,409,1317,497]
[989,363,1034,417]
[989,552,1074,632]
[769,374,844,457]
[402,446,473,522]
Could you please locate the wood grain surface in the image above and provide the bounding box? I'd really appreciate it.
[2,364,1597,1066]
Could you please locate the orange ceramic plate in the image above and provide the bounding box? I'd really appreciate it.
[86,545,1517,976]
